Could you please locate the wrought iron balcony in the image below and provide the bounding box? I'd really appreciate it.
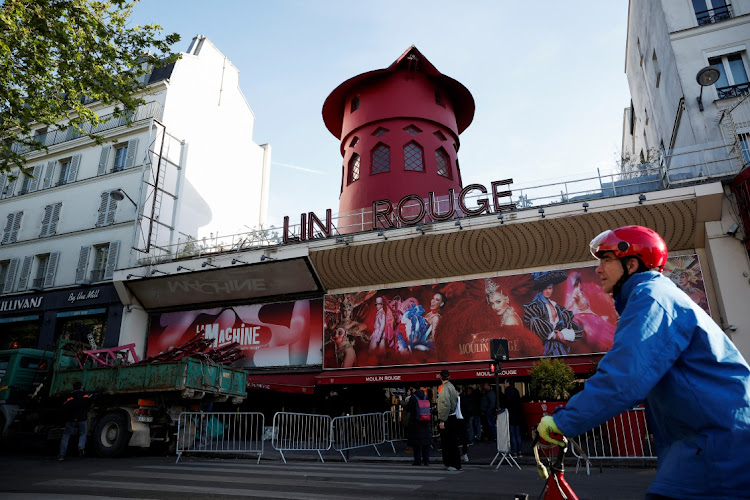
[717,83,750,100]
[30,278,44,290]
[89,268,106,283]
[695,4,732,25]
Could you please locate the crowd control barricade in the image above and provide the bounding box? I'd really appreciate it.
[272,412,332,463]
[382,410,406,453]
[176,411,265,463]
[331,412,385,462]
[571,406,656,474]
[490,409,521,470]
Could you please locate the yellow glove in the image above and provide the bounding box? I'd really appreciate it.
[537,415,565,447]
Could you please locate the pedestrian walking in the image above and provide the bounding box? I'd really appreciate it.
[437,369,461,471]
[58,381,96,461]
[406,388,433,466]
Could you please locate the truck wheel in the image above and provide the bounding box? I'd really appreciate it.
[94,412,131,458]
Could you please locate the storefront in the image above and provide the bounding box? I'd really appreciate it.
[0,285,123,350]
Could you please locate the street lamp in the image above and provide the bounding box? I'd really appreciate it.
[696,66,721,112]
[109,188,137,207]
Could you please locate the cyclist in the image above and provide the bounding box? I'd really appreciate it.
[537,225,750,499]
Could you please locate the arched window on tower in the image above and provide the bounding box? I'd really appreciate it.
[404,141,424,172]
[371,143,390,174]
[348,153,360,184]
[435,147,451,178]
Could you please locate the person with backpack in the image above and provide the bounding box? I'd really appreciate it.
[406,387,433,466]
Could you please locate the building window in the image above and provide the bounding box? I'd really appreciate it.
[404,141,424,172]
[32,254,50,290]
[112,143,128,172]
[34,127,48,146]
[349,136,359,147]
[96,191,118,227]
[403,125,422,136]
[57,160,71,186]
[0,260,10,292]
[347,153,360,184]
[709,52,750,99]
[435,91,445,108]
[39,202,62,238]
[372,127,389,138]
[692,0,731,25]
[351,96,359,113]
[433,131,447,141]
[435,147,451,178]
[740,133,750,166]
[91,244,109,282]
[371,143,390,174]
[2,211,23,244]
[637,38,643,67]
[645,108,649,126]
[18,172,33,195]
[652,51,661,88]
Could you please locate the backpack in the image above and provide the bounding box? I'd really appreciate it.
[416,397,431,422]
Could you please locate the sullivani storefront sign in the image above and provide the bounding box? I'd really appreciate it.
[323,255,709,370]
[0,296,43,312]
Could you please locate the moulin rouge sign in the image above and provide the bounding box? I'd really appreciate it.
[282,179,514,243]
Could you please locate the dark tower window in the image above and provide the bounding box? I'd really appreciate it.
[351,96,359,113]
[435,91,445,108]
[403,125,422,136]
[433,130,446,141]
[435,147,451,178]
[348,153,360,184]
[371,143,390,174]
[404,141,424,172]
[349,136,359,147]
[372,127,389,137]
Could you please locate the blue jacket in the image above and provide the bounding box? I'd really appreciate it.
[554,271,750,499]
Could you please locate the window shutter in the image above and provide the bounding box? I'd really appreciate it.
[97,146,111,175]
[10,211,22,242]
[50,202,62,235]
[124,139,139,169]
[3,176,17,198]
[2,213,12,244]
[96,192,108,226]
[2,258,19,293]
[68,154,81,182]
[42,161,55,189]
[107,195,117,225]
[43,251,60,288]
[104,241,120,279]
[28,164,43,191]
[40,205,53,237]
[17,255,32,291]
[75,246,91,283]
[0,172,6,194]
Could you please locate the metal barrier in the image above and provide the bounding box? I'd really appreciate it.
[176,411,265,463]
[382,410,406,453]
[272,412,332,463]
[571,406,656,474]
[331,412,385,462]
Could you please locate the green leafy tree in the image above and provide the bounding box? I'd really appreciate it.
[0,0,180,175]
[529,358,575,401]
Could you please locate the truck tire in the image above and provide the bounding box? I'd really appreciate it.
[93,412,131,458]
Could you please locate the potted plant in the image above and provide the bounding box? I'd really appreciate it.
[522,358,575,437]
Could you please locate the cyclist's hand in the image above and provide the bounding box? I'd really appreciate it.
[537,415,565,446]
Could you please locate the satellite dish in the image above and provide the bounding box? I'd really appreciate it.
[696,66,721,87]
[109,189,125,201]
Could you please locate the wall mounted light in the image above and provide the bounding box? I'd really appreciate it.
[582,202,589,213]
[232,258,250,265]
[497,214,504,225]
[638,194,647,205]
[416,224,425,235]
[109,188,137,207]
[336,236,350,246]
[126,274,141,279]
[176,265,193,272]
[260,255,276,261]
[696,66,721,112]
[202,261,218,268]
[538,208,545,218]
[377,230,388,240]
[454,220,463,230]
[151,269,168,275]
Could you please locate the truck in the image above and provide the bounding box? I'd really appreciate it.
[0,339,247,457]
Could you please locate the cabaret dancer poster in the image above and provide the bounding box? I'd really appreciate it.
[323,255,711,369]
[146,299,323,368]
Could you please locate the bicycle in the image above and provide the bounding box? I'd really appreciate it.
[532,430,583,500]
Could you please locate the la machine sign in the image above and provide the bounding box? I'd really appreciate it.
[283,179,514,243]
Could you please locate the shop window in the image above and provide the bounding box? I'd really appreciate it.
[404,141,424,172]
[371,143,390,174]
[348,153,360,184]
[435,147,451,178]
[57,316,106,348]
[0,320,41,349]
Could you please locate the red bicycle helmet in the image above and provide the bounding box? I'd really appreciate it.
[589,225,668,271]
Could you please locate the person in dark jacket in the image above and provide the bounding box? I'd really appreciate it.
[503,379,524,457]
[58,381,96,461]
[406,388,433,466]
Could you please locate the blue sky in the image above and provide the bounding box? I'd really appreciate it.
[130,0,631,233]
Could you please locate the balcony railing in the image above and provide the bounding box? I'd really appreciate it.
[11,101,164,156]
[137,137,746,266]
[89,268,106,282]
[695,4,732,25]
[30,278,44,290]
[717,83,750,100]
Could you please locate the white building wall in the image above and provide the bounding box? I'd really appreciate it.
[160,36,270,238]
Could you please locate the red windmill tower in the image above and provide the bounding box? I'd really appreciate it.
[322,46,475,232]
